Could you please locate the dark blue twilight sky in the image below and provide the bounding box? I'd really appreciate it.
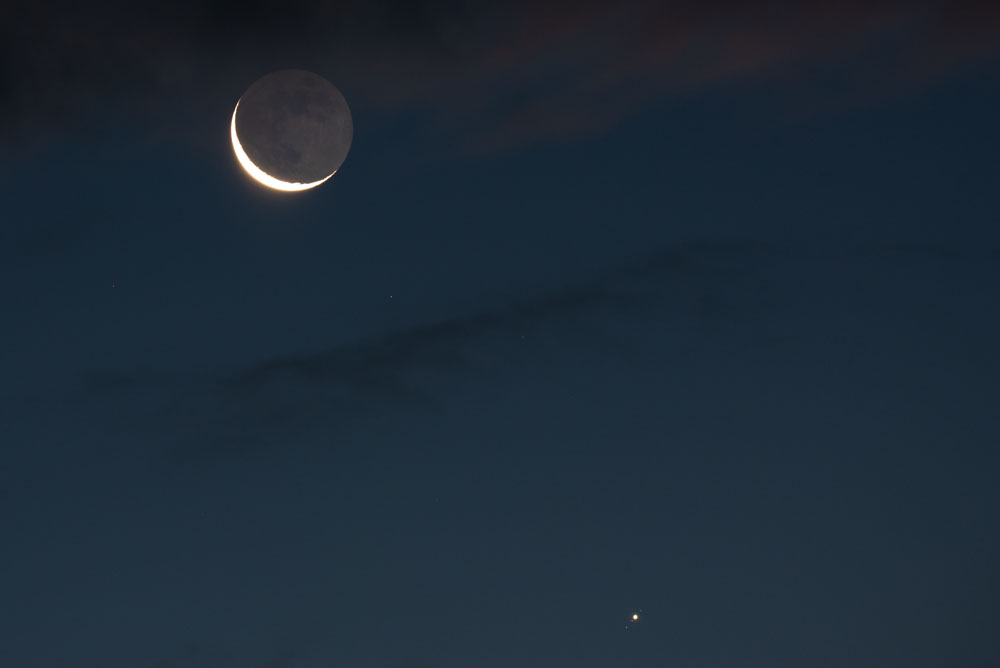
[2,2,999,667]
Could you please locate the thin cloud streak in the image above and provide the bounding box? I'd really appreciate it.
[66,239,997,460]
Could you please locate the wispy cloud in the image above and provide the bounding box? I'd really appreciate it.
[78,249,655,458]
[2,1,998,154]
[67,239,996,460]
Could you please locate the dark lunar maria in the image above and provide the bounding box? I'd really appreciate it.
[235,69,353,184]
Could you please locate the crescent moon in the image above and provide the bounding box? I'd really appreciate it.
[230,100,335,192]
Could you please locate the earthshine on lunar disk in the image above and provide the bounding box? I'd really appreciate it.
[231,69,353,192]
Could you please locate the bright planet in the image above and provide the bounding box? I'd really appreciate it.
[231,69,353,192]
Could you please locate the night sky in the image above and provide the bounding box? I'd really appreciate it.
[3,2,1000,667]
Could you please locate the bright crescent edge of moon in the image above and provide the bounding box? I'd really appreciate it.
[230,100,336,192]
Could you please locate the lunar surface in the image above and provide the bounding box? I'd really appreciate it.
[231,69,353,191]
